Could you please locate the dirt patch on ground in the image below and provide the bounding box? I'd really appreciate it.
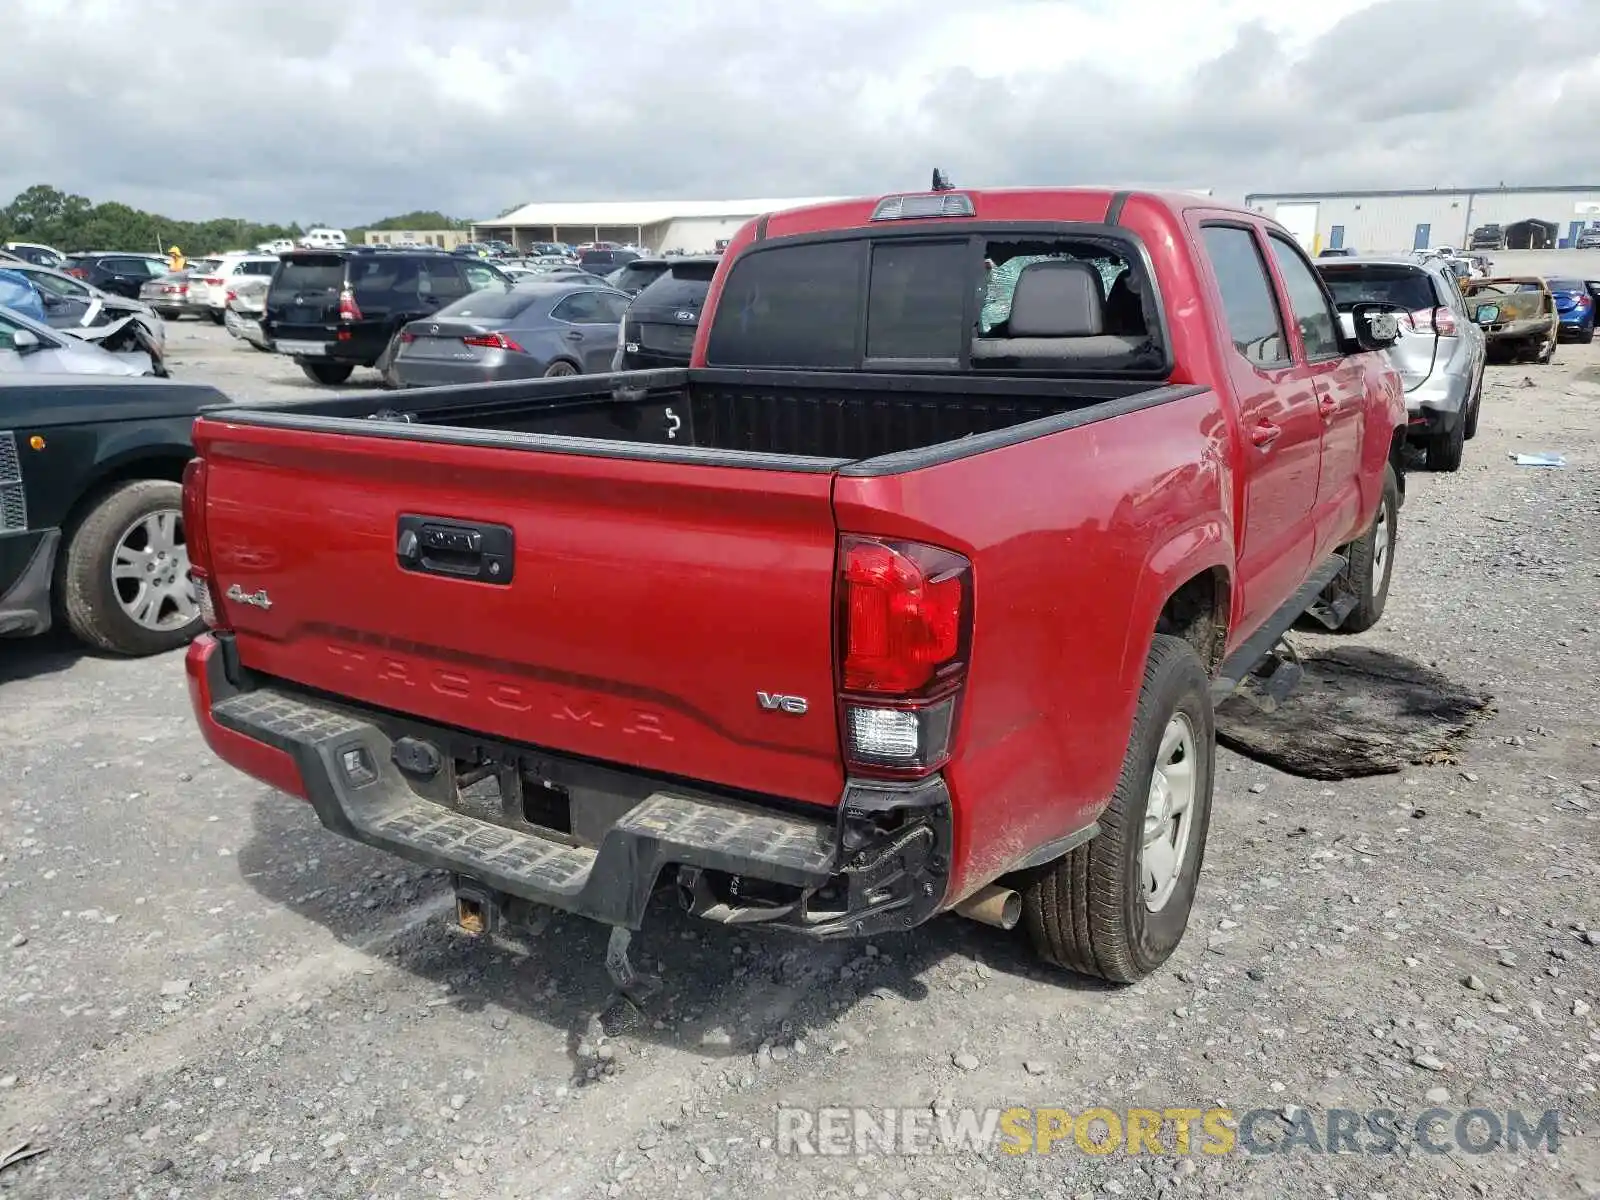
[1216,646,1494,780]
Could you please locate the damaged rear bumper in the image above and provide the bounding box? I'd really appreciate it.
[187,633,951,940]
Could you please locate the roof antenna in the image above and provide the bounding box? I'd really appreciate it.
[931,167,953,192]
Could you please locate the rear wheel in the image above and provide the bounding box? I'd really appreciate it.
[1579,322,1596,346]
[59,480,202,656]
[1335,463,1399,633]
[208,309,225,325]
[300,361,355,385]
[1021,635,1214,983]
[544,360,579,378]
[1537,333,1556,363]
[1426,411,1465,472]
[1463,376,1482,440]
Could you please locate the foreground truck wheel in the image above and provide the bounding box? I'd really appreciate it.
[60,480,203,656]
[1022,634,1215,983]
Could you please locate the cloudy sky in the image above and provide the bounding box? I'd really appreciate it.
[7,0,1598,225]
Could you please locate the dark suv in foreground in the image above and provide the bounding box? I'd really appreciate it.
[262,249,511,384]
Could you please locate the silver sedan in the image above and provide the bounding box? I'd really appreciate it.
[391,281,632,387]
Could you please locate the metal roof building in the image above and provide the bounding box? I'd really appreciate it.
[1245,185,1600,255]
[472,197,847,255]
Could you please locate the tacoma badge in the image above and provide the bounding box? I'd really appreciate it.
[226,584,273,610]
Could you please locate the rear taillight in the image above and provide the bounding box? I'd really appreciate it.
[462,332,525,352]
[399,331,416,344]
[836,535,972,777]
[1400,306,1457,336]
[66,268,88,279]
[203,277,222,287]
[181,458,228,631]
[224,289,236,304]
[338,287,362,321]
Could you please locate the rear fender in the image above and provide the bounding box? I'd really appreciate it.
[1117,518,1233,711]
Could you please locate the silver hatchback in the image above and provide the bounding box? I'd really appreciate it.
[1318,255,1486,472]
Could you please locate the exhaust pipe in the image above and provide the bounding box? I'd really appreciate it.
[953,884,1021,930]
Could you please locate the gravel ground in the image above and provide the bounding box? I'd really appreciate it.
[2,322,1599,1199]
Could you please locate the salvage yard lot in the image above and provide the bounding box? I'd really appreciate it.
[3,331,1600,1199]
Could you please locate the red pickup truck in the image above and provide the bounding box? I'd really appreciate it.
[182,186,1408,989]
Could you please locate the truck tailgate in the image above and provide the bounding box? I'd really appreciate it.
[194,420,846,806]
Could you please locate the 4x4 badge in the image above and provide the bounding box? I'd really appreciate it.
[226,584,272,610]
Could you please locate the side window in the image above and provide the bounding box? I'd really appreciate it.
[422,260,470,301]
[552,292,610,323]
[1200,226,1289,367]
[462,263,501,291]
[1267,235,1341,359]
[597,293,631,322]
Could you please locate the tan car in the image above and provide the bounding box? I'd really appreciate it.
[1459,276,1558,363]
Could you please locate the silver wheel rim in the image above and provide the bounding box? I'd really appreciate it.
[1372,504,1391,598]
[546,363,576,377]
[111,509,197,631]
[1141,712,1197,913]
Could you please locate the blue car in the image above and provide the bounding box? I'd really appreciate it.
[0,268,47,322]
[1548,277,1596,344]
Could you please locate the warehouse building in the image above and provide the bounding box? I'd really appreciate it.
[471,197,846,255]
[1245,185,1600,255]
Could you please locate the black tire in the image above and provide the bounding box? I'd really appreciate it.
[208,309,225,325]
[156,309,180,321]
[376,332,404,389]
[58,480,203,657]
[1335,463,1399,634]
[543,360,579,378]
[1425,411,1465,472]
[1021,635,1215,984]
[300,361,355,385]
[1463,377,1481,441]
[1579,323,1596,346]
[1537,334,1555,364]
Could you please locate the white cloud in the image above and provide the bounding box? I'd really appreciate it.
[4,0,1595,224]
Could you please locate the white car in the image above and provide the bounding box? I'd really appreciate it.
[189,253,280,323]
[299,228,348,250]
[0,305,152,377]
[256,238,295,254]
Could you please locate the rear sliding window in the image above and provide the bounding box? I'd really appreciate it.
[1320,266,1438,312]
[705,234,1156,372]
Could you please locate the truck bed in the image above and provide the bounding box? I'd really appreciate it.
[232,367,1183,471]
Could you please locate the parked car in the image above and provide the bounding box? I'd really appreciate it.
[577,248,640,277]
[1575,226,1600,250]
[224,277,272,350]
[1317,255,1486,471]
[261,248,512,385]
[257,238,296,254]
[389,281,631,387]
[3,242,66,268]
[0,304,153,378]
[299,228,348,250]
[612,256,719,370]
[0,372,234,655]
[181,184,1408,991]
[189,253,280,323]
[140,268,212,320]
[1459,277,1560,363]
[604,257,677,296]
[1468,224,1506,251]
[1318,247,1357,258]
[1545,277,1595,344]
[60,253,172,299]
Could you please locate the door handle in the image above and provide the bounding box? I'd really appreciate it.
[564,330,583,341]
[1318,395,1337,420]
[1250,420,1282,448]
[396,515,515,585]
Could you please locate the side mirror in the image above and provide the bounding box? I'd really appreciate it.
[12,329,41,352]
[1349,302,1401,351]
[1474,303,1500,324]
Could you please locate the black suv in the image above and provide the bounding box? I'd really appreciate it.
[578,248,640,277]
[262,248,511,385]
[612,256,719,370]
[62,253,172,299]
